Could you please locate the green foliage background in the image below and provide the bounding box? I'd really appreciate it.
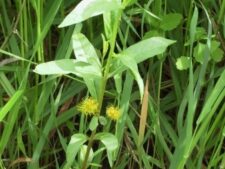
[0,0,225,168]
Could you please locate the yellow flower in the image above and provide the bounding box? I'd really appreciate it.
[106,106,120,121]
[77,97,99,116]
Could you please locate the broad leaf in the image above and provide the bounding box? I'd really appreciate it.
[34,59,101,77]
[95,133,118,167]
[64,134,87,169]
[59,0,121,27]
[210,41,224,62]
[109,37,175,77]
[72,32,103,100]
[193,41,224,64]
[193,43,206,64]
[176,56,191,70]
[160,13,183,31]
[211,48,223,62]
[72,33,101,70]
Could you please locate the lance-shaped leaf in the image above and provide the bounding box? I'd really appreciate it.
[95,133,119,167]
[34,59,101,77]
[59,0,121,27]
[118,55,144,100]
[64,134,88,169]
[72,32,103,101]
[72,33,101,70]
[109,37,175,77]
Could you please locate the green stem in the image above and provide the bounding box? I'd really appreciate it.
[98,10,121,111]
[157,61,163,107]
[81,129,96,169]
[81,10,122,169]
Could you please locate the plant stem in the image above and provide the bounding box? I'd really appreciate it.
[81,129,96,169]
[81,10,122,169]
[98,10,122,111]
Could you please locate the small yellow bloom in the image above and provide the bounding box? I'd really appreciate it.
[106,106,120,121]
[77,97,99,116]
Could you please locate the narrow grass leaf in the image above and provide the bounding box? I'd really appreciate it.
[0,100,22,156]
[197,69,225,124]
[190,7,198,45]
[0,49,36,64]
[29,85,64,168]
[31,0,63,57]
[0,73,15,96]
[0,89,24,122]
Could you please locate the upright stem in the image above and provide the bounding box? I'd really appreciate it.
[81,129,96,169]
[98,10,121,111]
[81,10,122,169]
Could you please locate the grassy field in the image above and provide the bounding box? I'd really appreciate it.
[1,0,225,169]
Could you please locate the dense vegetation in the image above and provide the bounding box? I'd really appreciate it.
[1,0,225,168]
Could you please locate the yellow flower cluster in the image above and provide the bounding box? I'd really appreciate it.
[77,97,99,116]
[106,106,120,121]
[77,97,121,121]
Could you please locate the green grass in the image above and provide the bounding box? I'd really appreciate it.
[1,0,225,169]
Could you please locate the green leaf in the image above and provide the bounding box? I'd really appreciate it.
[190,7,198,45]
[59,0,121,27]
[98,116,107,126]
[210,40,224,62]
[160,13,183,31]
[79,145,94,163]
[114,73,122,94]
[184,27,207,46]
[109,37,175,77]
[89,116,99,131]
[193,43,206,64]
[72,32,103,101]
[72,33,101,70]
[103,8,121,39]
[0,89,24,122]
[64,134,87,169]
[211,40,220,51]
[197,69,225,125]
[122,0,137,7]
[211,48,223,62]
[223,126,225,137]
[118,55,144,100]
[95,133,118,167]
[143,30,160,39]
[95,133,118,151]
[176,56,191,70]
[195,27,207,40]
[83,76,102,101]
[34,59,101,77]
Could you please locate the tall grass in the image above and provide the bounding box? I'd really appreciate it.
[0,0,225,169]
